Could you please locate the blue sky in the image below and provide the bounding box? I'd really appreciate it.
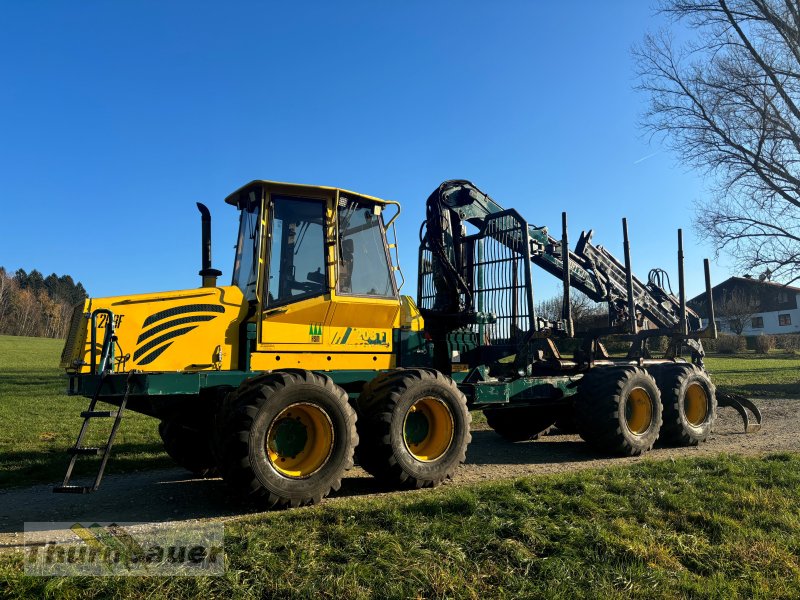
[0,1,728,302]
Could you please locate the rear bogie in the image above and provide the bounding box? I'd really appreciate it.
[647,363,717,446]
[574,366,663,456]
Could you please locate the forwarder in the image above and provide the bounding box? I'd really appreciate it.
[56,179,761,507]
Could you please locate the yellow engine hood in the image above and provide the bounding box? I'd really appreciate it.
[61,286,248,373]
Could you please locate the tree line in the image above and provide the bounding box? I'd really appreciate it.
[0,267,88,339]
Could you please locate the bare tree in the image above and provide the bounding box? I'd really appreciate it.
[0,267,87,338]
[536,291,606,331]
[635,1,800,284]
[717,289,759,334]
[0,268,12,331]
[13,288,39,337]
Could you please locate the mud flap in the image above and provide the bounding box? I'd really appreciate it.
[716,392,763,433]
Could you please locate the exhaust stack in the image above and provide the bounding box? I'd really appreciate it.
[197,202,222,288]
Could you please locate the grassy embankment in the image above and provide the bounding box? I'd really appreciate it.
[1,454,799,598]
[1,334,798,490]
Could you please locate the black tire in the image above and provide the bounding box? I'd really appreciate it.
[483,407,557,442]
[215,370,357,508]
[356,369,471,488]
[651,363,717,446]
[575,366,662,456]
[356,369,405,414]
[158,417,218,477]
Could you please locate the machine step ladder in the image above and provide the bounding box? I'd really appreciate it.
[53,373,135,494]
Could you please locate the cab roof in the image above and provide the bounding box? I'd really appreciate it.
[224,179,391,207]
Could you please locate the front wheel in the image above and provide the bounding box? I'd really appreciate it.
[356,369,471,488]
[215,370,357,508]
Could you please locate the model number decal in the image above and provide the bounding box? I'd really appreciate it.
[96,313,125,329]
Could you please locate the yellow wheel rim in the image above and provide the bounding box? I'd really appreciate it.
[403,396,454,462]
[624,387,653,435]
[684,383,709,426]
[266,403,333,479]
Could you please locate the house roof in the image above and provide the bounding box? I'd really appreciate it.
[688,276,800,304]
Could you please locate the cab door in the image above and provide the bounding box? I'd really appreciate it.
[254,188,401,372]
[258,193,333,351]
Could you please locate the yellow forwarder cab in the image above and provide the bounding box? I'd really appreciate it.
[57,181,466,508]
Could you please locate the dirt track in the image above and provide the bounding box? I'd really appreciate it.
[1,397,797,551]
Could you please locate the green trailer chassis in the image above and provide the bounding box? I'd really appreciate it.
[67,367,583,417]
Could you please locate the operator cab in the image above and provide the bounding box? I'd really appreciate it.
[227,180,399,306]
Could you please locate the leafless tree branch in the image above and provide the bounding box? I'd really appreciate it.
[637,0,800,285]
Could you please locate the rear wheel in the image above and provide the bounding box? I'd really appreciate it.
[483,407,558,442]
[356,369,471,488]
[215,370,357,508]
[575,367,662,456]
[651,364,716,446]
[158,416,218,477]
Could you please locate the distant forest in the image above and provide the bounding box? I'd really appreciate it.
[0,268,88,339]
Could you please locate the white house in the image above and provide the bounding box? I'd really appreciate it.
[688,276,800,336]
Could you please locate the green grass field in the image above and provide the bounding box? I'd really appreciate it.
[0,335,169,489]
[2,454,799,599]
[2,336,799,597]
[1,335,798,490]
[705,353,800,399]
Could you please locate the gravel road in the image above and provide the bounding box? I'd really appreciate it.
[1,397,796,551]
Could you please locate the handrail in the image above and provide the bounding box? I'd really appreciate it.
[90,309,116,375]
[382,200,402,229]
[381,200,405,291]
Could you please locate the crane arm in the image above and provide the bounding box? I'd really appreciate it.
[421,180,700,332]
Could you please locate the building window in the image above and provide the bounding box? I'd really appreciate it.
[751,316,764,329]
[779,314,792,326]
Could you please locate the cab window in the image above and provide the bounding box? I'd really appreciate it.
[337,196,396,297]
[266,196,327,306]
[232,189,262,301]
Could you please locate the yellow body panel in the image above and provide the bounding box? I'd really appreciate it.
[399,296,425,332]
[259,294,400,351]
[62,286,248,373]
[260,295,332,347]
[253,293,401,372]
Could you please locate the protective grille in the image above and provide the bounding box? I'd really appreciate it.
[417,210,535,350]
[59,302,88,369]
[467,212,534,347]
[418,244,436,311]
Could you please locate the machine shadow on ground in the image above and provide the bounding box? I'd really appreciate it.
[0,430,602,537]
